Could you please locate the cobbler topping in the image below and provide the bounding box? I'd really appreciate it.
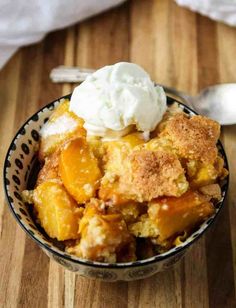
[128,149,188,200]
[161,114,220,163]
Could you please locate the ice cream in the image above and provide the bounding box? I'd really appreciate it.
[69,62,167,139]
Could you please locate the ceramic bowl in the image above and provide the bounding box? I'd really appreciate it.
[3,94,229,281]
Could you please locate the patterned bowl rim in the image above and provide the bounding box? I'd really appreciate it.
[3,94,229,269]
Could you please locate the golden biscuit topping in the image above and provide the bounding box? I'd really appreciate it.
[161,114,220,163]
[129,149,189,200]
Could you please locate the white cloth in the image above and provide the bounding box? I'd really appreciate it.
[1,0,236,70]
[0,0,125,69]
[176,0,236,26]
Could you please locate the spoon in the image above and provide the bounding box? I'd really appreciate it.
[50,66,236,125]
[163,83,236,125]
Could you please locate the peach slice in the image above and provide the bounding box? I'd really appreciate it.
[148,190,215,242]
[33,181,82,241]
[59,138,102,203]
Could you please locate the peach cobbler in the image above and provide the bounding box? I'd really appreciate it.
[22,63,228,263]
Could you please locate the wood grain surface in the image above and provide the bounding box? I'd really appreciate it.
[0,1,236,307]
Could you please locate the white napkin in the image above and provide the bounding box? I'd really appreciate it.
[0,0,125,69]
[1,0,236,70]
[176,0,236,26]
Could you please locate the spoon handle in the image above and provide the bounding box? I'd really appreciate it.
[50,66,96,83]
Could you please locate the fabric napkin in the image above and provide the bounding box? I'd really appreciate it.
[176,0,236,26]
[1,0,236,70]
[0,0,125,69]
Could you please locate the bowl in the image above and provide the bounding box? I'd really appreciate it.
[3,94,229,281]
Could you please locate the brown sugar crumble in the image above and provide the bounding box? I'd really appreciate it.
[161,114,220,164]
[129,149,189,201]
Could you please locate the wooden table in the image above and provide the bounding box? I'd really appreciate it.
[0,1,235,307]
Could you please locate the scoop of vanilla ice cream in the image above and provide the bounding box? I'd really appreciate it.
[69,62,167,138]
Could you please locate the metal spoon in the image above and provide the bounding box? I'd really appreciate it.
[163,84,236,125]
[50,66,236,125]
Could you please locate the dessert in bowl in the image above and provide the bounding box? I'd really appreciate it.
[4,63,229,281]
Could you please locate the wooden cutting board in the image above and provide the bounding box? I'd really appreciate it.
[0,1,235,307]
